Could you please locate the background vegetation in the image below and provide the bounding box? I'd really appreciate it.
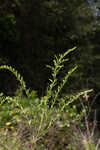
[0,0,99,95]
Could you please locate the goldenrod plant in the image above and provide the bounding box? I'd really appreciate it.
[0,47,94,150]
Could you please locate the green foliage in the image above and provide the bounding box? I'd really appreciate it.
[0,0,96,96]
[46,47,92,122]
[46,47,77,100]
[0,11,18,42]
[14,0,21,7]
[0,0,100,148]
[0,0,98,96]
[0,47,94,149]
[0,65,27,96]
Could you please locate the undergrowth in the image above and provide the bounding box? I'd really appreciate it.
[0,47,98,150]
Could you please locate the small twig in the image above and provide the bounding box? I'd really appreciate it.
[91,110,97,138]
[96,138,100,150]
[88,92,100,116]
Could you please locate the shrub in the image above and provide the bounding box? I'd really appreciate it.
[0,47,93,149]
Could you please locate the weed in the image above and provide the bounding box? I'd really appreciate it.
[0,47,93,149]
